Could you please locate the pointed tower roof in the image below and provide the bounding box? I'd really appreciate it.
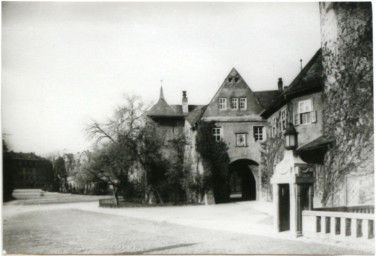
[147,86,183,117]
[159,86,164,99]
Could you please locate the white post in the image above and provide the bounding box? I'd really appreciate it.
[351,218,358,238]
[340,217,347,237]
[362,219,369,239]
[290,183,297,236]
[321,216,326,234]
[257,166,261,201]
[330,217,336,236]
[273,184,279,232]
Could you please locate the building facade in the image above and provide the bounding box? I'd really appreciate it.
[147,68,280,202]
[5,152,54,190]
[147,2,373,206]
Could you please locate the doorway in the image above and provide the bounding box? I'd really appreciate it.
[279,184,290,232]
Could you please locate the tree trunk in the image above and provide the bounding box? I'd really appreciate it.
[154,189,164,204]
[114,187,119,207]
[64,176,69,192]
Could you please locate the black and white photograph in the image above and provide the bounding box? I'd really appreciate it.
[2,1,374,255]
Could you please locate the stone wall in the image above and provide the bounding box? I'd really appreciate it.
[215,121,266,164]
[183,120,206,203]
[319,2,373,206]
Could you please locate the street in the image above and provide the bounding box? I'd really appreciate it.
[3,200,373,254]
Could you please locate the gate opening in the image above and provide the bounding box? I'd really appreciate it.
[228,159,257,201]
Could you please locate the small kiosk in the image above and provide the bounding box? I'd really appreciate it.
[270,123,315,237]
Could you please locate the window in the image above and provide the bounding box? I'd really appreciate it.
[280,109,287,131]
[295,99,317,125]
[212,127,223,142]
[254,126,264,141]
[231,98,239,110]
[219,98,227,110]
[272,117,277,137]
[240,98,247,110]
[235,133,247,147]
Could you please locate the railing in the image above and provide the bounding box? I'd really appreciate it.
[99,198,198,208]
[314,205,374,214]
[99,198,139,208]
[302,207,374,241]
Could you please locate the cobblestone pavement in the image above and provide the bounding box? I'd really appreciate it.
[3,204,374,254]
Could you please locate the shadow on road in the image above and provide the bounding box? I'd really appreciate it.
[120,243,198,254]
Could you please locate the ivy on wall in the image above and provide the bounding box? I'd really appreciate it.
[320,2,374,206]
[196,121,230,203]
[260,136,284,200]
[259,102,295,200]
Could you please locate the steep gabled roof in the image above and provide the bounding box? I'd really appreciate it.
[201,68,268,119]
[169,104,204,116]
[254,90,281,110]
[261,49,324,118]
[185,105,207,125]
[283,49,323,96]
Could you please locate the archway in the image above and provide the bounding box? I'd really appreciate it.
[228,159,258,201]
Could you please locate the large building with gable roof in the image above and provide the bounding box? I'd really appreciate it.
[147,1,373,206]
[147,33,373,207]
[147,68,282,202]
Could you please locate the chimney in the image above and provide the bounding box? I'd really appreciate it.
[278,78,283,91]
[182,91,188,113]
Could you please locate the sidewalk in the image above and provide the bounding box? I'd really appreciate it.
[76,201,275,237]
[3,199,374,253]
[75,201,374,253]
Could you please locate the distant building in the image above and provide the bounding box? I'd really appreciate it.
[6,152,53,190]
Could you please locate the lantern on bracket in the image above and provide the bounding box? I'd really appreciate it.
[284,123,297,150]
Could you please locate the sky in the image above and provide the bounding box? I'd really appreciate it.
[2,2,321,156]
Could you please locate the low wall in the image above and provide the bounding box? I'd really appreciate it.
[302,207,374,244]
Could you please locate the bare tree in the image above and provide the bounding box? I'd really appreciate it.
[86,95,168,204]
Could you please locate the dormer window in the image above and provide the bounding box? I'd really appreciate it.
[231,98,239,110]
[219,98,227,110]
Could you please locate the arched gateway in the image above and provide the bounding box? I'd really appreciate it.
[228,159,258,201]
